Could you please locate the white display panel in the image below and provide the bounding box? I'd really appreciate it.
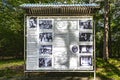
[25,16,94,71]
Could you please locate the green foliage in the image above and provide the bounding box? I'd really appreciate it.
[94,0,120,58]
[0,0,25,57]
[0,0,120,58]
[109,1,120,57]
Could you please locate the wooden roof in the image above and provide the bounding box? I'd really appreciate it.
[20,3,100,16]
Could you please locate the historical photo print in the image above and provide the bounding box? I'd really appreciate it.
[29,17,37,28]
[39,20,52,29]
[39,58,52,67]
[79,45,93,53]
[79,33,93,41]
[39,45,52,54]
[39,33,52,42]
[80,56,92,66]
[71,45,78,53]
[79,20,92,29]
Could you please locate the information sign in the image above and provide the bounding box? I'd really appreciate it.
[25,16,94,71]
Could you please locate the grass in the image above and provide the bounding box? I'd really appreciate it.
[0,59,24,79]
[0,58,120,80]
[96,58,120,80]
[0,59,24,70]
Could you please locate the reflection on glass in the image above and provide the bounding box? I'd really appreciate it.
[55,21,68,29]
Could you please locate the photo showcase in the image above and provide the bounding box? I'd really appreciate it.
[26,16,94,71]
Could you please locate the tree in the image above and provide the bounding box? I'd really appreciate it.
[103,0,110,61]
[0,0,29,58]
[110,0,120,57]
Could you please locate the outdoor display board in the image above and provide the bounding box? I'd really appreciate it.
[25,16,94,71]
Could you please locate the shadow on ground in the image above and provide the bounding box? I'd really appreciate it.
[96,58,120,80]
[24,72,93,80]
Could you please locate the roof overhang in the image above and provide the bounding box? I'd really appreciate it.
[20,3,100,16]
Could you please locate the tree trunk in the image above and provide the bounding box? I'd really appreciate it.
[109,15,112,58]
[103,0,110,61]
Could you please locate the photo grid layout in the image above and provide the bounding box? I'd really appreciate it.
[39,20,53,68]
[79,19,93,67]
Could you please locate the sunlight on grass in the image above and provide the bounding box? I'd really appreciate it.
[96,58,120,80]
[0,59,24,70]
[0,59,24,79]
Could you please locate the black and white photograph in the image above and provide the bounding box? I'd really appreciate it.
[71,45,78,53]
[80,56,92,66]
[39,33,52,42]
[39,45,52,54]
[39,20,52,29]
[79,45,93,53]
[79,33,93,41]
[29,17,37,28]
[79,20,92,29]
[39,58,52,67]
